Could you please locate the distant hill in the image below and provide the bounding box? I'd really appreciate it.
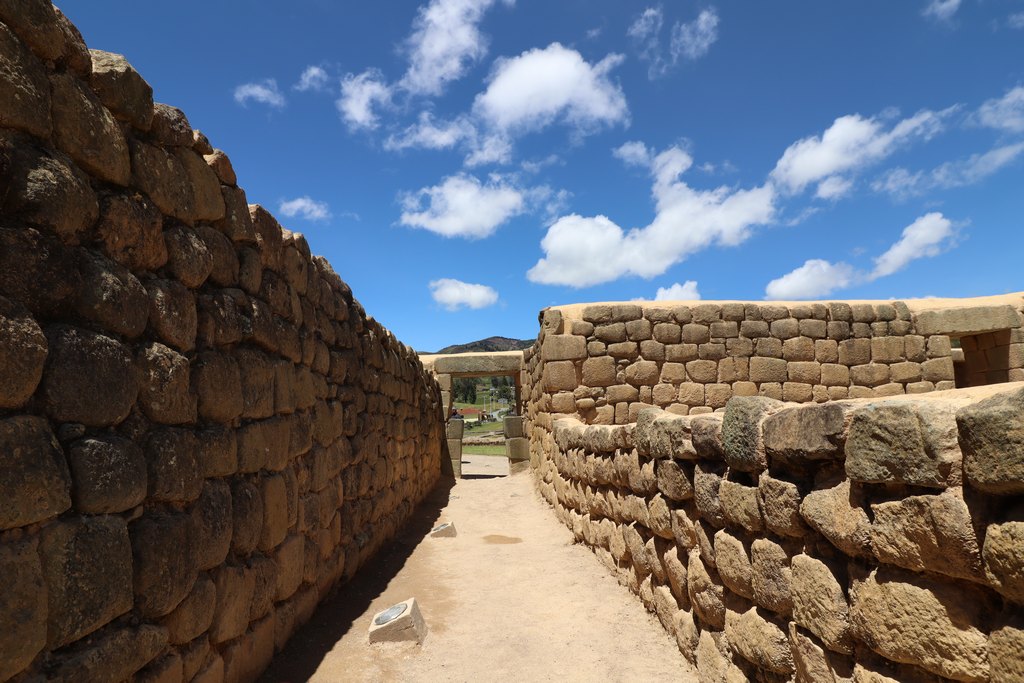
[431,336,535,355]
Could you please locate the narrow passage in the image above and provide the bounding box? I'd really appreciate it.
[261,455,698,682]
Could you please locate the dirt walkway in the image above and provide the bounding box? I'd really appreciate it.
[261,455,697,682]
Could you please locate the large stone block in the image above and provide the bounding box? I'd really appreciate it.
[131,511,199,618]
[66,435,146,514]
[725,603,795,675]
[543,360,577,392]
[687,550,725,629]
[991,617,1024,682]
[845,399,963,488]
[791,554,852,655]
[137,341,196,425]
[720,478,763,532]
[48,624,168,683]
[693,463,726,528]
[190,480,233,570]
[762,402,846,465]
[983,520,1024,603]
[49,71,130,185]
[274,533,305,602]
[542,334,586,361]
[147,279,197,352]
[956,387,1024,494]
[722,396,783,472]
[0,538,47,681]
[40,517,133,648]
[162,573,215,645]
[259,474,289,552]
[714,529,753,599]
[231,479,264,555]
[0,22,52,138]
[146,427,202,503]
[758,473,808,538]
[0,296,47,410]
[870,489,983,582]
[95,192,167,271]
[209,564,255,643]
[129,138,196,221]
[42,325,137,427]
[850,565,991,682]
[0,416,71,529]
[914,304,1021,336]
[88,49,154,130]
[800,477,871,557]
[192,351,243,423]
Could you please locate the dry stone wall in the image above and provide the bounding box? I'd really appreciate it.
[0,5,443,682]
[533,387,1024,682]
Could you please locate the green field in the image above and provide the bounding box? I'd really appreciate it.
[461,445,507,457]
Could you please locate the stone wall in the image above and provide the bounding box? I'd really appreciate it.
[526,298,1024,428]
[0,5,443,682]
[533,387,1024,681]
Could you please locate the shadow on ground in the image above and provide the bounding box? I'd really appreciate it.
[258,475,456,683]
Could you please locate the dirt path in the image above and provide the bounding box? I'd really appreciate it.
[261,455,697,682]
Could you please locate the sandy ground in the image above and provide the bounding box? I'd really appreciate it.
[260,455,697,683]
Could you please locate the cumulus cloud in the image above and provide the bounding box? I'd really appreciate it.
[870,212,956,279]
[764,212,958,299]
[1009,12,1024,29]
[295,66,329,92]
[655,281,701,301]
[429,278,499,310]
[923,0,961,21]
[399,173,526,238]
[974,86,1024,133]
[527,144,776,287]
[278,196,331,221]
[873,142,1024,199]
[613,140,653,167]
[336,70,392,130]
[628,6,719,79]
[400,0,512,96]
[473,43,629,136]
[765,260,858,300]
[815,175,854,200]
[770,108,952,196]
[234,79,285,108]
[384,112,476,151]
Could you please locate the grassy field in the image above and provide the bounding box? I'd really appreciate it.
[460,445,507,457]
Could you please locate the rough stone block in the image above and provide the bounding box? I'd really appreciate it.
[714,529,753,599]
[758,474,808,538]
[720,478,763,531]
[209,564,256,643]
[543,360,577,391]
[762,402,846,465]
[685,359,718,384]
[368,598,427,644]
[0,296,47,410]
[991,617,1024,682]
[136,341,196,425]
[67,435,146,514]
[983,520,1024,603]
[48,624,168,683]
[190,481,233,571]
[0,415,71,529]
[751,539,792,616]
[850,565,991,682]
[687,550,725,629]
[88,49,154,130]
[0,538,47,680]
[542,334,586,361]
[131,511,199,618]
[722,396,783,472]
[146,427,202,503]
[846,399,962,488]
[725,603,795,675]
[146,279,197,352]
[791,554,852,654]
[162,573,215,645]
[258,474,289,552]
[800,478,871,557]
[750,356,787,383]
[694,463,726,528]
[957,387,1024,494]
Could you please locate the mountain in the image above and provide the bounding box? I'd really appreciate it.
[431,336,536,355]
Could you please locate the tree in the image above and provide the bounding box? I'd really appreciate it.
[453,377,476,404]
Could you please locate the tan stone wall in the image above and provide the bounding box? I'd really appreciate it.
[0,6,443,681]
[532,387,1024,681]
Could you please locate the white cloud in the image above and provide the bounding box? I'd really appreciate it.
[655,281,701,301]
[975,86,1024,133]
[671,9,720,61]
[527,144,776,287]
[873,142,1024,199]
[400,173,526,238]
[429,278,499,310]
[521,154,562,174]
[771,108,952,196]
[871,212,956,279]
[1009,12,1024,29]
[384,112,476,151]
[336,70,392,130]
[234,79,285,108]
[764,212,958,299]
[295,66,329,92]
[815,175,854,200]
[923,0,961,21]
[765,260,858,300]
[400,0,512,97]
[278,196,331,221]
[628,7,719,78]
[473,43,629,135]
[613,140,653,167]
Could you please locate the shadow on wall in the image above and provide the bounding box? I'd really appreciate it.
[257,475,456,682]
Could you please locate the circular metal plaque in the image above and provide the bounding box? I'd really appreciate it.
[374,603,408,626]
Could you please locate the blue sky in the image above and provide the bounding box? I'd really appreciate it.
[63,0,1024,351]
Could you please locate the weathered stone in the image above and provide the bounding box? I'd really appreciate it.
[259,474,289,552]
[66,435,146,514]
[231,479,263,555]
[543,334,587,360]
[192,351,243,423]
[957,387,1024,494]
[248,554,278,622]
[146,427,202,503]
[915,304,1021,336]
[991,617,1024,682]
[720,478,763,532]
[725,603,795,675]
[0,538,46,681]
[48,624,168,683]
[714,529,753,598]
[722,396,783,472]
[870,489,983,582]
[789,624,854,683]
[151,103,193,146]
[274,534,305,602]
[0,416,71,529]
[751,539,793,617]
[209,564,255,643]
[130,511,198,618]
[0,296,46,409]
[1,132,98,242]
[983,520,1024,603]
[750,356,788,383]
[0,22,51,138]
[758,473,808,538]
[694,463,726,527]
[791,554,852,654]
[88,49,154,130]
[800,477,872,557]
[147,279,197,352]
[95,193,167,272]
[41,516,133,648]
[190,480,233,571]
[687,550,725,629]
[656,459,694,501]
[695,629,746,683]
[846,399,963,488]
[130,138,196,222]
[850,565,991,682]
[49,71,130,185]
[196,225,239,287]
[137,341,196,425]
[75,250,149,337]
[763,402,847,464]
[205,149,237,185]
